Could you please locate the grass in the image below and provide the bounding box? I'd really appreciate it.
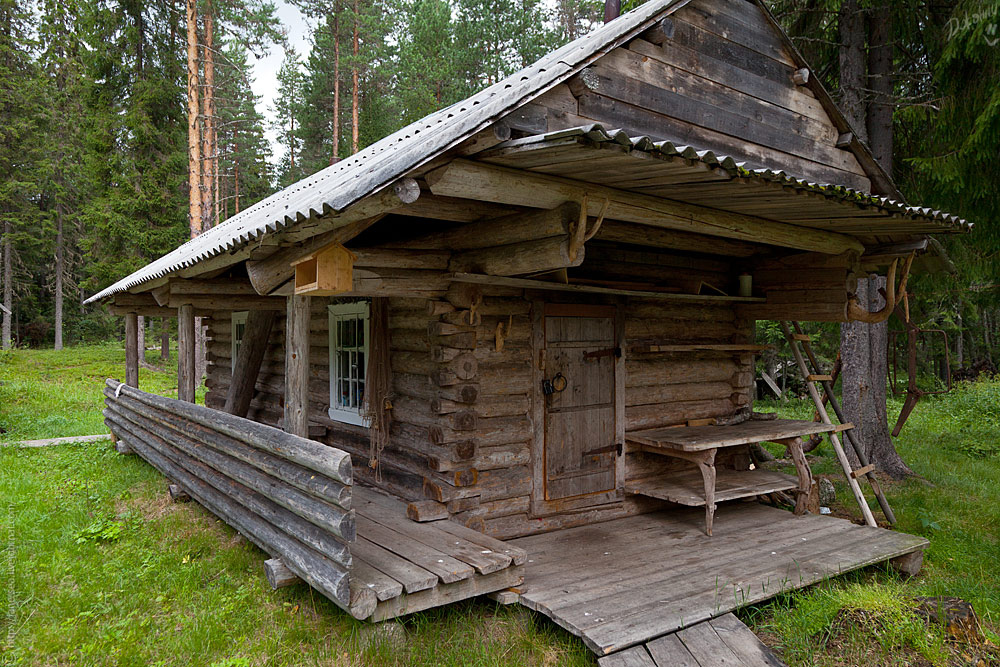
[2,343,999,665]
[0,344,592,666]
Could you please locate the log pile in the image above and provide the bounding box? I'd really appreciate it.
[101,379,374,619]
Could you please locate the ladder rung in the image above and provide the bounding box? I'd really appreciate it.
[850,464,876,479]
[807,374,833,382]
[831,422,854,433]
[792,333,811,341]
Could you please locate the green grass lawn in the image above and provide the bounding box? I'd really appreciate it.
[1,343,999,666]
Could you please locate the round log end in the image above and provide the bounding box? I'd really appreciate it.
[349,585,378,620]
[458,385,479,404]
[393,177,421,205]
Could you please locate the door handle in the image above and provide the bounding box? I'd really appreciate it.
[542,372,567,395]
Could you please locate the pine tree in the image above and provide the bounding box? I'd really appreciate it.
[272,47,306,186]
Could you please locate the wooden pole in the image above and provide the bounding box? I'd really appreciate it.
[124,312,139,388]
[780,321,877,527]
[225,310,276,417]
[178,304,196,402]
[284,295,311,437]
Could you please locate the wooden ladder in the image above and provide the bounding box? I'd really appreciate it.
[779,321,884,528]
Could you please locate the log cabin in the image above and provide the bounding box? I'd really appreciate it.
[89,0,969,659]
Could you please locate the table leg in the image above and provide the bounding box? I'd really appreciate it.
[696,450,717,536]
[780,437,814,515]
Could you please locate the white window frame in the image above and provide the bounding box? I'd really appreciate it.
[231,311,248,362]
[328,302,371,427]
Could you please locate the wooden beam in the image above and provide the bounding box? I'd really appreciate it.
[168,294,285,311]
[594,220,763,257]
[151,283,171,307]
[405,201,580,250]
[224,310,277,418]
[124,312,139,388]
[284,295,311,437]
[178,304,196,403]
[426,159,864,255]
[450,236,583,276]
[170,278,259,296]
[247,215,383,295]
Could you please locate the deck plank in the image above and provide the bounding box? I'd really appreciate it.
[645,633,700,667]
[513,504,928,655]
[597,646,658,667]
[351,536,438,593]
[627,419,837,451]
[676,621,743,666]
[710,614,787,667]
[355,515,474,584]
[356,488,513,574]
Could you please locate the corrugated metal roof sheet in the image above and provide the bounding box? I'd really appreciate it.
[85,0,689,304]
[512,125,973,234]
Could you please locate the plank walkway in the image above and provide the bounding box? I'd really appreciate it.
[511,503,927,655]
[351,486,526,621]
[598,614,787,667]
[3,433,112,448]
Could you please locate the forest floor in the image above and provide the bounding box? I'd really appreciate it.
[1,344,999,666]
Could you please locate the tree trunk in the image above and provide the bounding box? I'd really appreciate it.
[333,15,340,163]
[2,221,11,349]
[54,201,64,350]
[351,0,359,154]
[201,2,216,232]
[841,277,914,479]
[838,0,867,142]
[186,0,202,238]
[866,0,893,175]
[956,301,964,367]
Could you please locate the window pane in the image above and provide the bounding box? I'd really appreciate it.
[357,351,365,381]
[357,318,365,347]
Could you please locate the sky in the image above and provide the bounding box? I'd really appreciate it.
[250,0,312,159]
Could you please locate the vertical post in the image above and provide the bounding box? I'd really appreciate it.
[178,304,196,402]
[284,295,311,437]
[124,312,139,388]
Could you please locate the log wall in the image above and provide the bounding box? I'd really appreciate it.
[202,285,754,540]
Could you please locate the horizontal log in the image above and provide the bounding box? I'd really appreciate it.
[104,399,355,542]
[105,388,350,510]
[104,414,367,617]
[450,236,583,276]
[407,201,580,250]
[426,159,864,255]
[625,397,736,430]
[626,358,738,386]
[624,380,735,407]
[352,247,450,270]
[105,379,352,485]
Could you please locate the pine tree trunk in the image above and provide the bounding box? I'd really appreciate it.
[352,0,359,154]
[186,0,202,238]
[333,15,340,163]
[866,1,893,174]
[2,221,11,349]
[54,201,64,350]
[201,3,216,231]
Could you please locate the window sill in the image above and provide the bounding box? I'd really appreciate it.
[327,407,370,428]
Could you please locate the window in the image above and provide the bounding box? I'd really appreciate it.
[328,302,370,426]
[232,311,248,361]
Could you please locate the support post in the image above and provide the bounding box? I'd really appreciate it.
[124,312,139,388]
[284,295,311,437]
[224,310,276,417]
[178,304,196,402]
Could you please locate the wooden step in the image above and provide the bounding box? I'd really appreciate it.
[806,374,833,382]
[792,333,811,341]
[625,469,799,507]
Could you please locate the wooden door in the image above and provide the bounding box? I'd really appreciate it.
[536,304,620,509]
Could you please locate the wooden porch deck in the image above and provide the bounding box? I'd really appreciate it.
[511,503,927,656]
[351,486,526,621]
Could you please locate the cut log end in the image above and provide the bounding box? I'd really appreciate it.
[350,585,379,620]
[406,499,449,522]
[168,484,191,503]
[264,558,301,590]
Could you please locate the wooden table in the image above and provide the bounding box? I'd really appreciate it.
[626,419,850,535]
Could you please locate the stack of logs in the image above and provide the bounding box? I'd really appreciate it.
[101,379,375,619]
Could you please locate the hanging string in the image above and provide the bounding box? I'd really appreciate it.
[364,297,392,481]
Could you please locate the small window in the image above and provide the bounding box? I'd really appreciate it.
[232,311,248,361]
[328,302,370,426]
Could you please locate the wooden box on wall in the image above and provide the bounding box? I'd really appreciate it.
[291,243,356,296]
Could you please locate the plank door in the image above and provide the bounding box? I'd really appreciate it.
[533,303,622,513]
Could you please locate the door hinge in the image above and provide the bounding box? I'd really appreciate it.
[583,443,623,457]
[583,346,622,361]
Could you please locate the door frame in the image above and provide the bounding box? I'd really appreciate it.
[529,300,625,517]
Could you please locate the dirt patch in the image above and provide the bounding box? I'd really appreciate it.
[116,482,176,522]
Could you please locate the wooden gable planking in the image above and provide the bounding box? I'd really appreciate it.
[523,0,872,192]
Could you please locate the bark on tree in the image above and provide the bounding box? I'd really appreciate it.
[332,14,340,163]
[186,0,202,238]
[841,277,914,479]
[2,221,11,349]
[838,0,867,142]
[351,0,359,154]
[866,0,893,174]
[201,1,217,232]
[54,202,64,350]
